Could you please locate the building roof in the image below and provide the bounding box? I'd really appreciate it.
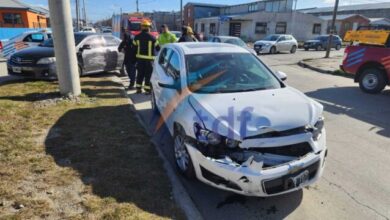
[301,2,390,14]
[184,2,227,8]
[0,0,48,15]
[318,14,369,21]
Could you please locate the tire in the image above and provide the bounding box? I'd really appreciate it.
[290,45,297,54]
[256,51,260,55]
[316,45,322,51]
[270,46,276,54]
[173,125,196,179]
[304,48,309,51]
[336,44,341,50]
[359,68,387,94]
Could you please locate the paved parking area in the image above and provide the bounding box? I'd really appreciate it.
[124,49,390,220]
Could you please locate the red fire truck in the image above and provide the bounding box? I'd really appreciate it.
[341,26,390,94]
[112,13,158,39]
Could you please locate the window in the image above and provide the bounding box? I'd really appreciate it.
[23,33,44,43]
[272,1,280,12]
[158,48,173,68]
[255,22,267,34]
[210,23,216,34]
[275,22,287,34]
[313,23,322,34]
[201,23,205,32]
[195,23,198,32]
[248,3,258,12]
[3,13,22,24]
[265,2,273,12]
[104,36,120,46]
[278,36,286,41]
[167,51,180,78]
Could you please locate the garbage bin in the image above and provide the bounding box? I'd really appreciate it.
[0,57,7,77]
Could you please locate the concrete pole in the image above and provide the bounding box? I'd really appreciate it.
[82,0,87,26]
[180,0,183,26]
[48,0,81,96]
[325,0,339,58]
[136,0,139,13]
[75,0,80,31]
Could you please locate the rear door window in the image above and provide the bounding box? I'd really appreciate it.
[167,51,180,79]
[24,33,45,43]
[158,48,173,69]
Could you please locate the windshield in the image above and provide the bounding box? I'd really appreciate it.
[186,53,282,93]
[40,34,90,47]
[263,35,280,41]
[223,38,246,47]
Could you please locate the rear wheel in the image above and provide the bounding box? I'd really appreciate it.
[359,68,387,94]
[336,44,341,50]
[304,48,309,51]
[173,126,195,179]
[290,45,297,54]
[316,45,322,51]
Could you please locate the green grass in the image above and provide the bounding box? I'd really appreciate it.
[0,76,184,220]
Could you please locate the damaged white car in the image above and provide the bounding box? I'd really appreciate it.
[151,43,327,196]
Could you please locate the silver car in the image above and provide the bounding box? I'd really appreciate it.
[254,34,298,55]
[209,36,257,55]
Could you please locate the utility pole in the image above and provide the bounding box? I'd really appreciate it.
[48,0,81,96]
[325,0,339,58]
[136,0,139,13]
[82,0,87,26]
[180,0,183,26]
[75,0,80,31]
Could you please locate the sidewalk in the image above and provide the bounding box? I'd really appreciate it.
[298,56,343,74]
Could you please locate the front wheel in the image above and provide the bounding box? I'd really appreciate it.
[270,46,276,54]
[359,68,387,94]
[173,126,195,179]
[316,45,322,51]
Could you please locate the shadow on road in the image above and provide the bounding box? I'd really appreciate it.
[306,86,390,137]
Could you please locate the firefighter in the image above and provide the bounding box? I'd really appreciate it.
[133,20,159,94]
[118,29,137,89]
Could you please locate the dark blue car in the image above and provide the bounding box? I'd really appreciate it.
[303,35,342,51]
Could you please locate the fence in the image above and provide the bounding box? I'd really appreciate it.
[0,28,50,41]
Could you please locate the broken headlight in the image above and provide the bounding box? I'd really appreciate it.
[311,117,325,141]
[194,123,221,145]
[225,138,240,149]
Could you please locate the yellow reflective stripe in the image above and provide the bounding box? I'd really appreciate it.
[136,54,155,60]
[148,41,152,57]
[133,40,137,46]
[137,40,140,55]
[155,40,159,46]
[144,85,151,89]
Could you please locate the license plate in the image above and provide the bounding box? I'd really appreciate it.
[12,67,22,73]
[291,170,309,187]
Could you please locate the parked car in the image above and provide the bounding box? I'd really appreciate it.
[303,35,342,51]
[209,36,256,54]
[254,34,298,55]
[151,43,327,196]
[7,33,124,80]
[80,27,97,33]
[0,30,52,58]
[341,28,390,93]
[171,31,182,39]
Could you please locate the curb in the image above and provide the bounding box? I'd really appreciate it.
[298,60,333,74]
[112,76,203,220]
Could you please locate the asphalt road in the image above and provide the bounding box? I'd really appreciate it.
[125,48,390,220]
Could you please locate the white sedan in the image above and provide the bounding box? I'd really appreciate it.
[151,43,327,196]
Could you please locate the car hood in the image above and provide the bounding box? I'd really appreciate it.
[254,40,275,45]
[188,87,323,140]
[12,46,54,58]
[305,40,321,43]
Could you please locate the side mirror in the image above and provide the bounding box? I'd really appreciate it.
[275,71,287,81]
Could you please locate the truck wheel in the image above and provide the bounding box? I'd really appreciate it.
[359,68,387,94]
[173,125,196,179]
[336,44,341,50]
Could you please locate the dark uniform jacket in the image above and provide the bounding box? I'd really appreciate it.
[118,33,136,64]
[133,30,158,60]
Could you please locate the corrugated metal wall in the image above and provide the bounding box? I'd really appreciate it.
[0,28,50,40]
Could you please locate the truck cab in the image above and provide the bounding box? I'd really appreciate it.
[341,26,390,94]
[128,17,158,38]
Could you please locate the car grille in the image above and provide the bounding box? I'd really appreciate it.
[248,142,313,157]
[254,45,262,50]
[262,160,320,195]
[11,56,34,65]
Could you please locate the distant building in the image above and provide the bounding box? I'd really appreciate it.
[300,2,390,19]
[190,0,326,41]
[318,14,370,38]
[0,0,49,28]
[144,11,181,31]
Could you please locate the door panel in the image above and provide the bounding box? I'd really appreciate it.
[103,36,123,71]
[81,36,105,74]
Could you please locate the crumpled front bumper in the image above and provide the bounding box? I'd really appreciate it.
[186,132,327,197]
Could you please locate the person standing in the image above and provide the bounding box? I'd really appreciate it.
[158,24,177,47]
[118,29,137,89]
[178,26,198,42]
[133,20,159,94]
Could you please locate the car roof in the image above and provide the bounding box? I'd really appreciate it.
[214,36,239,39]
[171,42,249,55]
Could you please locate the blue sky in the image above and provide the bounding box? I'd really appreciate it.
[24,0,388,22]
